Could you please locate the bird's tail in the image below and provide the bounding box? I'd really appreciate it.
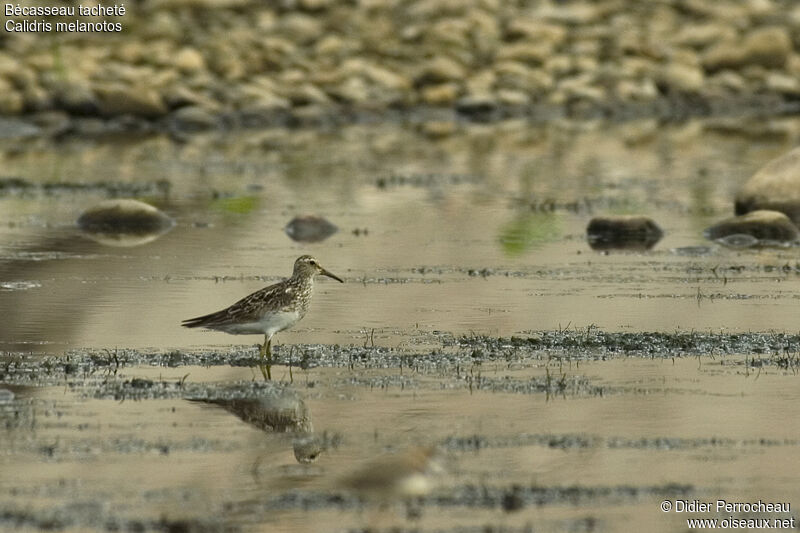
[181,309,228,328]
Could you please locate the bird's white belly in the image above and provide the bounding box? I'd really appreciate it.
[222,311,301,336]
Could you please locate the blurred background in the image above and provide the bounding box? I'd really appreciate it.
[2,1,800,532]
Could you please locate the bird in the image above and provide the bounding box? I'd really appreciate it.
[182,255,344,366]
[340,446,443,502]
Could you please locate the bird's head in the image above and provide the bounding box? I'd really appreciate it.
[294,255,344,283]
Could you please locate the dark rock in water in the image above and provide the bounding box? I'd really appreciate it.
[285,215,338,243]
[586,215,663,251]
[78,199,173,234]
[735,146,800,225]
[77,199,174,247]
[704,210,799,246]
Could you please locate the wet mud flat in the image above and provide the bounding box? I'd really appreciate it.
[2,331,799,532]
[2,117,800,532]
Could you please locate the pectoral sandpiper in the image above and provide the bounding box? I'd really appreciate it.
[341,446,443,501]
[182,255,343,366]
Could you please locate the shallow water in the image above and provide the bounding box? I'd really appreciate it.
[3,358,798,532]
[2,120,800,352]
[1,118,800,532]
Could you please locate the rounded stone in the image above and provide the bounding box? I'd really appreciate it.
[735,146,800,224]
[496,89,530,106]
[658,63,705,92]
[50,79,98,115]
[169,106,219,132]
[78,198,174,235]
[586,215,664,251]
[673,23,737,49]
[421,83,461,105]
[282,83,331,106]
[326,77,371,105]
[414,57,466,87]
[284,215,338,243]
[173,47,206,73]
[94,84,168,118]
[703,210,799,244]
[496,43,551,66]
[765,72,800,95]
[279,13,323,45]
[0,83,24,114]
[419,120,458,138]
[703,27,792,72]
[504,20,566,45]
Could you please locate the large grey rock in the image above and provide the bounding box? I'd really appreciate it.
[704,210,799,244]
[78,199,174,247]
[735,146,800,224]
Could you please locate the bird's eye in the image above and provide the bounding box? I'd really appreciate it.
[310,260,317,266]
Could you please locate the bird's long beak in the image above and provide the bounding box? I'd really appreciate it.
[319,267,344,283]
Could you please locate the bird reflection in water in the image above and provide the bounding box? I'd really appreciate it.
[189,387,325,464]
[339,445,446,520]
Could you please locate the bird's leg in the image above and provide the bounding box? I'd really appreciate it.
[258,334,272,380]
[259,335,267,358]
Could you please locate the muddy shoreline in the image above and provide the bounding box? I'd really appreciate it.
[3,93,799,141]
